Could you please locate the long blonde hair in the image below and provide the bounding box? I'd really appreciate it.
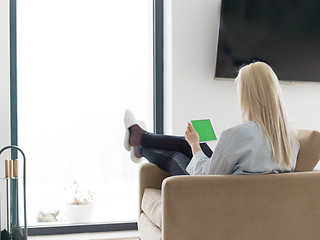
[237,61,295,170]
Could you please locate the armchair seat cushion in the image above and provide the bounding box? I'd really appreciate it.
[141,188,162,230]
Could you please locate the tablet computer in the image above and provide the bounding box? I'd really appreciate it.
[190,119,217,143]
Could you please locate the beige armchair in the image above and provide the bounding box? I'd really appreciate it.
[138,130,320,240]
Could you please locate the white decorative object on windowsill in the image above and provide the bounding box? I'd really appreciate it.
[64,180,94,223]
[66,202,94,223]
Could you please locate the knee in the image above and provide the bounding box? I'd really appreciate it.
[169,152,191,169]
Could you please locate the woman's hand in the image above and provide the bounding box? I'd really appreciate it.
[185,122,202,154]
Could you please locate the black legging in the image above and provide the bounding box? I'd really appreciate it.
[140,132,213,176]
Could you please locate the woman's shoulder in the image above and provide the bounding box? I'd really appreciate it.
[216,121,262,152]
[223,121,260,136]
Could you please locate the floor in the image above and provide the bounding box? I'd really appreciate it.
[28,230,139,240]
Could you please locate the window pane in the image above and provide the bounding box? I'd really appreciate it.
[17,0,153,225]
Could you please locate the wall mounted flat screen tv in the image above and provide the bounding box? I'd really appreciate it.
[215,0,320,82]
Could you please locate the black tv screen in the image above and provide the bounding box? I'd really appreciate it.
[215,0,320,81]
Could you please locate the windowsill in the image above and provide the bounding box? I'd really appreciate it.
[26,222,138,236]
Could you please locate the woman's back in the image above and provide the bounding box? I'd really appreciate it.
[187,121,300,175]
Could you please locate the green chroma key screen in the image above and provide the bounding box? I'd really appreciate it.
[191,119,217,142]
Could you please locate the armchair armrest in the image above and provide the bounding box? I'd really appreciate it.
[139,163,170,214]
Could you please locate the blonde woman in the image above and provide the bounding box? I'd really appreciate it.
[124,61,300,175]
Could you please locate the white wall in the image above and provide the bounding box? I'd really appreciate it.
[0,0,10,230]
[164,0,320,145]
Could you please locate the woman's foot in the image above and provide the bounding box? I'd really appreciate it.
[133,146,143,158]
[130,146,143,164]
[124,109,138,151]
[129,120,146,163]
[124,109,147,149]
[130,120,146,157]
[123,109,146,163]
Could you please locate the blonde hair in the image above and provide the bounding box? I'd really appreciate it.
[237,61,295,170]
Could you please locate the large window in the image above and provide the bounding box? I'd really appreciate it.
[17,0,153,226]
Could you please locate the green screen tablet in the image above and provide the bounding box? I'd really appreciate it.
[190,119,217,142]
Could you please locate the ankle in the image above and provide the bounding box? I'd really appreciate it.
[129,125,145,147]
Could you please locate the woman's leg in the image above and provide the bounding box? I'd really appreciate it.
[129,124,213,175]
[141,133,194,158]
[140,133,213,176]
[141,132,213,158]
[140,147,190,175]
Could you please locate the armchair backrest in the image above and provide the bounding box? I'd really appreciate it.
[295,129,320,172]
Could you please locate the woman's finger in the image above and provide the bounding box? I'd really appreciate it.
[188,122,195,132]
[186,123,191,132]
